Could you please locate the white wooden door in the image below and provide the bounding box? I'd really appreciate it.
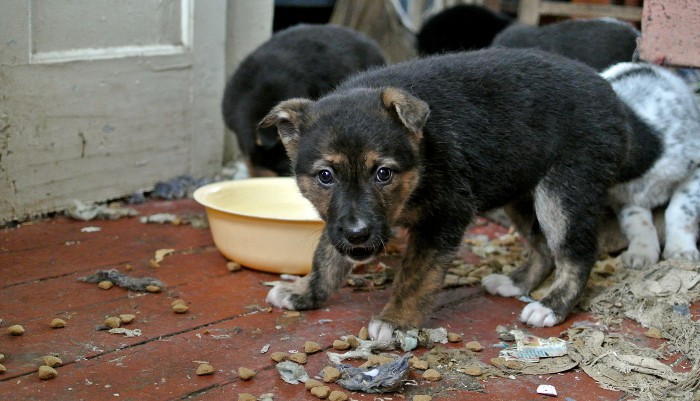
[0,0,227,223]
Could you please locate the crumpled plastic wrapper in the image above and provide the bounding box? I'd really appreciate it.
[78,269,164,292]
[66,200,139,221]
[336,354,411,393]
[275,361,309,384]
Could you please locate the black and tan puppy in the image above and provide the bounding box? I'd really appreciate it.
[260,48,659,342]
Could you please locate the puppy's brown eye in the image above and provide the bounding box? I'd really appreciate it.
[318,169,334,185]
[375,167,392,183]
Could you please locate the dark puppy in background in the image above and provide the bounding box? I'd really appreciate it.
[416,4,513,55]
[261,48,659,341]
[222,24,386,176]
[492,18,639,71]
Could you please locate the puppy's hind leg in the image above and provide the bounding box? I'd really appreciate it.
[663,168,700,261]
[520,178,602,327]
[266,231,353,310]
[483,198,554,298]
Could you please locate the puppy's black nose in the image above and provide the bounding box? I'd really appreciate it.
[344,223,370,245]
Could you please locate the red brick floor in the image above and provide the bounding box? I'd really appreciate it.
[0,199,664,400]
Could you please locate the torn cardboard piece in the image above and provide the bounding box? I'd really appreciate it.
[78,269,164,292]
[67,200,139,221]
[335,354,411,393]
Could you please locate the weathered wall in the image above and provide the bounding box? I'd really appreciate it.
[639,0,700,68]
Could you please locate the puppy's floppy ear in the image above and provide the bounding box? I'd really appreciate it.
[258,98,312,161]
[381,87,430,142]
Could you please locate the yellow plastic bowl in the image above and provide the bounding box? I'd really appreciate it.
[193,178,323,275]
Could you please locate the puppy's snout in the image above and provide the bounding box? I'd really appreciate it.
[343,222,371,245]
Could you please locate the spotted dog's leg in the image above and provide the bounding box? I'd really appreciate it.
[369,219,464,342]
[519,178,601,327]
[618,205,660,268]
[663,168,700,261]
[266,231,353,310]
[483,199,554,298]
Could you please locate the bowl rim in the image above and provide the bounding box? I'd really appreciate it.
[193,177,323,223]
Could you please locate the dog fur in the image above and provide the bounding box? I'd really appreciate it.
[491,18,639,71]
[416,4,513,56]
[221,24,385,176]
[603,62,700,268]
[260,48,659,341]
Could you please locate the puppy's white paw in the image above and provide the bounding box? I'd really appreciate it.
[368,318,395,343]
[622,246,659,269]
[482,274,523,297]
[663,246,700,262]
[520,302,557,327]
[265,283,296,310]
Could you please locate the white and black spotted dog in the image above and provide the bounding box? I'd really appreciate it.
[603,62,700,268]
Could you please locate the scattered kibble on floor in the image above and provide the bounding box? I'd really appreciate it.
[358,326,369,340]
[0,364,6,374]
[104,316,121,329]
[332,339,350,350]
[423,368,442,381]
[196,363,215,376]
[238,367,256,380]
[119,314,136,324]
[304,341,321,354]
[270,352,288,362]
[50,318,67,328]
[146,285,162,293]
[310,385,330,399]
[465,340,483,352]
[289,352,307,364]
[43,356,62,368]
[172,303,189,314]
[447,332,463,342]
[322,366,341,383]
[237,394,256,401]
[7,325,25,336]
[98,280,114,290]
[413,395,432,401]
[38,365,58,380]
[305,379,324,390]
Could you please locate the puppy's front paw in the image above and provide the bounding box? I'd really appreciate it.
[482,274,523,297]
[622,244,659,269]
[368,318,395,343]
[520,302,559,327]
[265,283,297,310]
[663,246,700,262]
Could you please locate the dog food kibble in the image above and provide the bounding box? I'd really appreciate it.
[329,390,348,401]
[645,327,662,339]
[310,385,331,399]
[322,366,341,383]
[196,363,215,376]
[98,280,114,290]
[38,365,58,380]
[0,364,5,374]
[463,366,482,376]
[227,261,242,272]
[146,285,162,293]
[413,396,432,401]
[490,357,505,367]
[305,378,324,390]
[270,352,289,362]
[304,341,321,354]
[358,326,369,340]
[43,356,63,368]
[361,355,394,368]
[465,341,483,352]
[332,340,350,350]
[345,335,360,348]
[7,325,24,336]
[172,303,189,314]
[104,316,121,329]
[447,332,462,343]
[422,368,442,381]
[238,367,256,380]
[238,394,256,401]
[171,299,186,307]
[289,352,307,364]
[0,354,4,362]
[119,314,136,324]
[409,356,429,370]
[50,318,67,328]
